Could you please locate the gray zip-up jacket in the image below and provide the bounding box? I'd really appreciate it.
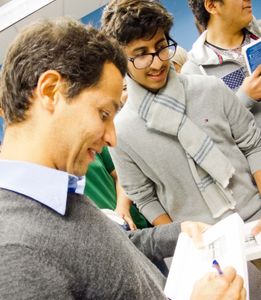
[181,17,261,126]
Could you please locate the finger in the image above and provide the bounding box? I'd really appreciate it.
[240,287,246,300]
[124,215,137,231]
[115,210,124,219]
[181,221,203,247]
[251,64,261,78]
[221,266,237,283]
[223,274,244,300]
[251,220,261,236]
[205,270,219,281]
[231,274,244,291]
[114,211,134,230]
[181,221,210,248]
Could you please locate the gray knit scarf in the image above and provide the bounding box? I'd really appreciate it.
[137,67,236,218]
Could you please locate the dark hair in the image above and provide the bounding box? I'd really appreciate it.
[0,18,127,125]
[101,0,173,45]
[188,0,223,29]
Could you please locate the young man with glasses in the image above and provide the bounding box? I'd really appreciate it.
[101,0,261,234]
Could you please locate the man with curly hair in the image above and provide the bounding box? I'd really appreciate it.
[182,0,261,125]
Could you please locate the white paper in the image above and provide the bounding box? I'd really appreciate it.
[244,220,261,261]
[164,213,249,300]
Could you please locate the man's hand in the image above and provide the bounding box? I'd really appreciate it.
[181,221,210,248]
[115,204,137,231]
[190,266,246,300]
[111,170,137,230]
[251,219,261,236]
[242,64,261,100]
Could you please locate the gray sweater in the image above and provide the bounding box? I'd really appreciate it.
[110,73,261,225]
[1,189,261,299]
[0,189,181,299]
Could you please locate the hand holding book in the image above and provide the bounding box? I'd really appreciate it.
[241,64,261,100]
[241,39,261,101]
[251,218,261,236]
[242,39,261,74]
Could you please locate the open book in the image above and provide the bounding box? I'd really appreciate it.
[242,38,261,74]
[164,213,261,300]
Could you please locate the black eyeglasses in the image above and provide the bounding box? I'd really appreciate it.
[128,39,177,70]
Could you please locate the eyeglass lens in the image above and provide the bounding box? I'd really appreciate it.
[133,44,176,69]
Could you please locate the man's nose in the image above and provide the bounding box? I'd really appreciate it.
[150,53,164,69]
[104,122,117,147]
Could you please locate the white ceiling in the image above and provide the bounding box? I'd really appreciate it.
[0,0,109,64]
[0,0,10,6]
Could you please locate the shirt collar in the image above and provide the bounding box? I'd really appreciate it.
[0,160,84,215]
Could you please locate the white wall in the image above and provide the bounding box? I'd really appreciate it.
[0,0,109,64]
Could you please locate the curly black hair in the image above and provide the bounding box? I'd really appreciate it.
[101,0,173,45]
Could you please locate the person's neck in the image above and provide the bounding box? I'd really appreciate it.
[0,126,51,168]
[206,22,244,50]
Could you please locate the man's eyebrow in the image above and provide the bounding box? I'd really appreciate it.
[132,38,168,54]
[155,37,168,46]
[132,46,147,54]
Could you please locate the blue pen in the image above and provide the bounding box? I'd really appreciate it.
[212,259,223,275]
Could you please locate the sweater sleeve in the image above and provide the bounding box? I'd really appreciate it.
[181,59,204,75]
[236,86,256,109]
[220,80,261,173]
[126,222,181,261]
[109,144,167,223]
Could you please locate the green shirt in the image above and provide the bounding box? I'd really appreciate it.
[84,147,149,229]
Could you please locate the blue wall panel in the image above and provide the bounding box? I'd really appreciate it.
[81,0,261,50]
[80,7,103,28]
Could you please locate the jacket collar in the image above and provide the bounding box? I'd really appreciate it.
[188,16,261,66]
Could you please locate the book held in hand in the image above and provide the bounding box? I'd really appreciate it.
[164,213,261,300]
[242,38,261,74]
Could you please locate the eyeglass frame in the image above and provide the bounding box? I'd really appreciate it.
[127,38,178,70]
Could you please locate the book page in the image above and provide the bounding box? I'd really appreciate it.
[244,220,261,261]
[164,213,249,300]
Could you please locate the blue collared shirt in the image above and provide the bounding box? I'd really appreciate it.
[0,160,84,215]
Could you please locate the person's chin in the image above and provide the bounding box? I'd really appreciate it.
[72,168,86,177]
[68,160,88,177]
[147,77,167,92]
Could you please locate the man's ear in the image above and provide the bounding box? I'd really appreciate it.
[204,0,218,15]
[36,70,63,113]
